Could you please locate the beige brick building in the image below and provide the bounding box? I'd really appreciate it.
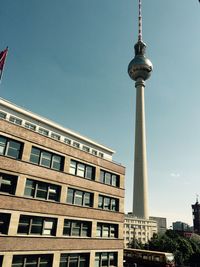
[0,98,125,267]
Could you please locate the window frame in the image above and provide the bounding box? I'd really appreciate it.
[0,172,17,195]
[95,252,118,267]
[0,135,23,159]
[100,170,120,187]
[69,160,95,180]
[63,219,91,237]
[0,212,11,234]
[12,254,53,267]
[24,178,61,202]
[17,215,57,236]
[30,146,64,171]
[98,195,119,212]
[96,223,118,238]
[67,188,93,208]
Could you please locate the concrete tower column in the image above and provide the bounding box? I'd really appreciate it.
[133,78,149,219]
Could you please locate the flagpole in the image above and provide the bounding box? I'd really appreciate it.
[0,47,8,84]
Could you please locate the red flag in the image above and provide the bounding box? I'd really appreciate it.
[0,47,8,80]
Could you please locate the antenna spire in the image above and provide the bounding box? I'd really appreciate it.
[138,0,142,41]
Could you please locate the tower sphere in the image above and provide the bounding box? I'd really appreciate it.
[128,40,153,81]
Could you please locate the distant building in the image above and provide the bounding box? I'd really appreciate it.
[124,213,157,247]
[192,200,200,234]
[172,221,191,232]
[150,216,167,235]
[0,98,125,267]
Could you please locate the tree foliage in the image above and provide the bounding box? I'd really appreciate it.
[142,230,200,266]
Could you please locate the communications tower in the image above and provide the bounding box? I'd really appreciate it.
[128,0,153,219]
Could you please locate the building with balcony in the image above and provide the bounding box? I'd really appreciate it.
[124,213,157,247]
[0,97,125,267]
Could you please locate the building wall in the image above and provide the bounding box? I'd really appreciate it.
[124,214,157,247]
[0,113,125,267]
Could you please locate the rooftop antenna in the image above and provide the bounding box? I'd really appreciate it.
[138,0,142,41]
[196,194,199,203]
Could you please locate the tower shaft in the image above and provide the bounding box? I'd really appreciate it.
[133,78,149,219]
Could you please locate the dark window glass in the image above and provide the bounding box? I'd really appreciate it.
[30,147,64,171]
[98,195,119,212]
[100,170,119,187]
[9,116,22,125]
[67,188,93,208]
[17,215,57,236]
[95,252,117,267]
[0,255,3,266]
[96,223,118,238]
[24,179,60,202]
[0,111,6,119]
[60,254,89,267]
[0,173,17,195]
[0,136,23,159]
[69,160,95,180]
[63,219,91,237]
[12,254,53,267]
[0,213,11,234]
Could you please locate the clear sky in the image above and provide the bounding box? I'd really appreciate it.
[0,0,200,227]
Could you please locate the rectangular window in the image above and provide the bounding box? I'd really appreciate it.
[51,133,61,140]
[82,146,90,153]
[100,170,119,187]
[73,141,80,148]
[0,111,6,119]
[63,219,91,237]
[0,213,11,234]
[98,195,119,212]
[95,252,117,267]
[60,253,89,267]
[69,160,95,180]
[96,223,118,238]
[67,188,93,207]
[30,146,64,171]
[0,172,17,195]
[92,149,97,156]
[38,128,49,136]
[17,215,57,236]
[9,116,22,125]
[99,152,104,158]
[64,138,71,145]
[12,254,53,267]
[0,135,23,159]
[24,122,36,131]
[24,178,61,202]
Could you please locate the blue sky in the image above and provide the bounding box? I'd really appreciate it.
[0,0,200,227]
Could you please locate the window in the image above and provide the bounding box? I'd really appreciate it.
[92,150,97,156]
[9,116,22,125]
[0,172,17,195]
[24,122,36,131]
[82,146,90,153]
[38,128,49,136]
[0,111,6,119]
[0,135,23,159]
[99,152,104,158]
[69,160,95,180]
[12,254,53,267]
[63,219,91,237]
[64,138,71,145]
[98,195,119,212]
[51,133,61,140]
[17,215,57,236]
[24,178,61,202]
[30,147,64,171]
[95,252,117,267]
[73,142,80,148]
[100,170,119,187]
[0,213,11,234]
[67,188,93,207]
[96,223,118,238]
[0,256,3,266]
[60,253,89,267]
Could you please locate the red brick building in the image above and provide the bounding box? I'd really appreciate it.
[0,98,125,267]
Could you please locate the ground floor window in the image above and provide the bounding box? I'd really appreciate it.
[60,253,89,267]
[12,254,53,267]
[95,252,117,267]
